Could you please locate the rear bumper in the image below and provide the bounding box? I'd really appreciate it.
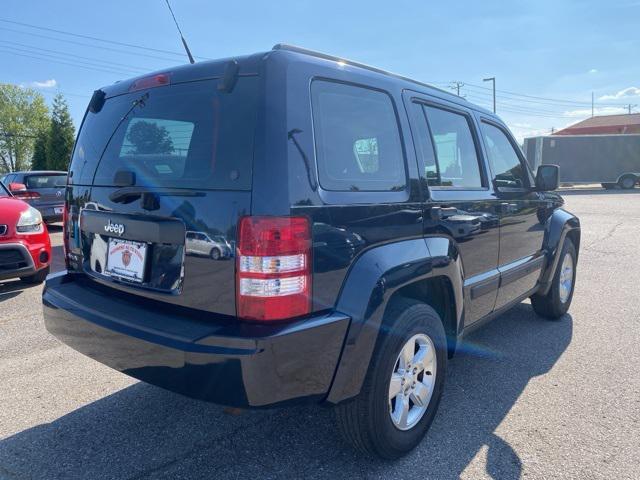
[40,206,64,223]
[42,272,350,407]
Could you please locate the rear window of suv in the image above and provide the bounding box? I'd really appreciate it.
[70,77,259,190]
[311,80,406,192]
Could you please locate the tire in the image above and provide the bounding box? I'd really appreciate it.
[531,238,576,319]
[618,175,636,190]
[335,298,447,459]
[20,266,50,285]
[210,248,221,260]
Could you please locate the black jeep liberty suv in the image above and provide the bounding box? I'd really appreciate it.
[43,45,580,459]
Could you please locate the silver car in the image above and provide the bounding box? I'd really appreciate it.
[185,231,231,260]
[0,171,67,224]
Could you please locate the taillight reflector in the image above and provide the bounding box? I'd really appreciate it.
[236,216,311,322]
[13,191,40,200]
[129,73,171,92]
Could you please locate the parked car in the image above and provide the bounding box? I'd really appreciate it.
[1,171,67,223]
[0,180,51,284]
[43,45,580,459]
[185,231,231,259]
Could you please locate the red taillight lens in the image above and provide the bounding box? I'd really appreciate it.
[236,216,312,322]
[62,202,70,269]
[13,191,40,200]
[129,73,171,92]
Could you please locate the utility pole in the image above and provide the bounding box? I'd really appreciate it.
[592,92,594,117]
[483,77,496,113]
[449,81,465,97]
[628,104,637,114]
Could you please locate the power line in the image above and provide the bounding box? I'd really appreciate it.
[0,40,148,73]
[0,26,183,64]
[0,49,134,76]
[0,17,210,60]
[0,45,141,76]
[464,81,627,108]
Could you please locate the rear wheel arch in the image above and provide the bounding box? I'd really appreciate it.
[385,277,458,358]
[326,237,464,404]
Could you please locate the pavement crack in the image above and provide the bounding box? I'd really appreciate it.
[584,221,623,251]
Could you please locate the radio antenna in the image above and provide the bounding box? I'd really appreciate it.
[164,0,195,64]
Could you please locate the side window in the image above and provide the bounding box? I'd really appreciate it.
[311,80,406,192]
[481,122,527,188]
[422,105,484,189]
[409,103,439,185]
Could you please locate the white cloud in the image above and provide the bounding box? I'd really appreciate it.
[30,79,57,89]
[588,69,598,74]
[563,106,628,117]
[598,87,640,100]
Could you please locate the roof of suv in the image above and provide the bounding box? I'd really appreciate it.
[99,44,495,117]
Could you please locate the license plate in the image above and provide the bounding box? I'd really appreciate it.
[105,238,147,283]
[54,207,64,215]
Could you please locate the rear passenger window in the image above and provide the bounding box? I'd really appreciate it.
[413,103,484,189]
[311,81,406,192]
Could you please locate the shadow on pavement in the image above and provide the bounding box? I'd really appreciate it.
[0,304,572,479]
[0,278,37,301]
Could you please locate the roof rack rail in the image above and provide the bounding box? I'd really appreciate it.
[271,43,456,98]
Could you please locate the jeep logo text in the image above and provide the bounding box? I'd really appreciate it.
[104,220,125,236]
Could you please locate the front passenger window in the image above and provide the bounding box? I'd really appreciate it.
[481,122,527,189]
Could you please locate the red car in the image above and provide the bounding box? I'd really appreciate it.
[0,180,51,284]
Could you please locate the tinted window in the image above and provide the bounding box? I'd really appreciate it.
[423,105,484,188]
[25,174,67,189]
[0,181,9,197]
[409,103,439,185]
[481,122,527,188]
[311,81,406,192]
[71,77,258,190]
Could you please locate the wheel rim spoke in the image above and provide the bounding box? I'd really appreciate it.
[410,382,430,408]
[389,373,403,400]
[394,395,410,429]
[412,344,433,374]
[400,340,415,370]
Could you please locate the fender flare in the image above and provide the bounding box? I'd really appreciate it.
[538,208,580,295]
[325,237,464,404]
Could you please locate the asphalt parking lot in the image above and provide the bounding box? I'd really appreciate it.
[1,190,639,480]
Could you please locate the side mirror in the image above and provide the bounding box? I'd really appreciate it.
[8,182,27,193]
[535,165,559,191]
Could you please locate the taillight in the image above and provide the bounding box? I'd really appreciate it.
[62,202,70,269]
[13,191,40,200]
[129,73,171,92]
[236,216,312,322]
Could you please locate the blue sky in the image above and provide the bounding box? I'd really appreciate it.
[2,0,639,141]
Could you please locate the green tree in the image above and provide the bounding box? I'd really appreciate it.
[126,120,174,154]
[31,129,48,170]
[46,93,75,171]
[0,84,49,173]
